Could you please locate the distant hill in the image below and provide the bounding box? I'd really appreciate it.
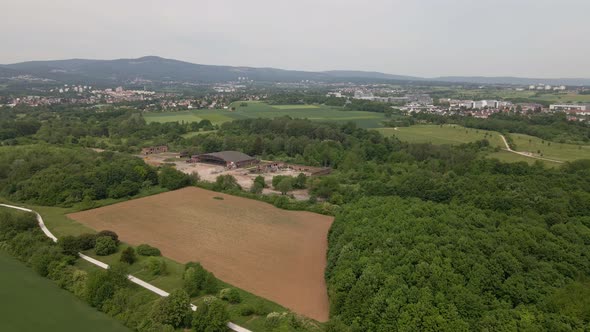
[1,56,589,86]
[434,76,590,86]
[322,70,423,82]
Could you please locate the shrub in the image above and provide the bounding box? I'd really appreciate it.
[120,247,137,264]
[192,298,229,332]
[58,235,81,256]
[183,267,202,297]
[95,236,117,256]
[239,306,254,316]
[219,288,241,304]
[97,230,119,245]
[29,245,64,277]
[143,257,167,276]
[265,312,284,329]
[202,272,218,294]
[76,233,97,250]
[85,270,116,308]
[213,175,241,191]
[137,244,161,256]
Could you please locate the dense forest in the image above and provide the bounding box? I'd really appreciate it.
[0,145,192,206]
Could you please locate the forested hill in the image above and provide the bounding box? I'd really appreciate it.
[2,56,589,85]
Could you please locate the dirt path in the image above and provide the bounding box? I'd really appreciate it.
[499,134,564,164]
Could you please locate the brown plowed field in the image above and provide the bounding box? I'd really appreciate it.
[68,187,333,321]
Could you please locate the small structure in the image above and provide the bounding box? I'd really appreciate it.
[141,145,168,155]
[189,151,259,168]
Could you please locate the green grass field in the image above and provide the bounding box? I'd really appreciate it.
[181,130,218,138]
[144,101,387,128]
[376,125,504,147]
[486,150,561,167]
[0,251,130,332]
[375,124,589,166]
[508,133,590,162]
[143,110,234,125]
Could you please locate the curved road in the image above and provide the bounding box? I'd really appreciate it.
[0,203,252,332]
[499,134,563,164]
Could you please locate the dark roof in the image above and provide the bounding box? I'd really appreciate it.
[198,151,255,163]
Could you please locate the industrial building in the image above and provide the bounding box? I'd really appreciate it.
[189,151,259,168]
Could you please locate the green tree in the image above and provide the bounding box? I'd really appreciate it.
[151,289,192,328]
[192,299,229,332]
[120,247,136,264]
[158,166,192,190]
[94,236,117,256]
[277,178,293,195]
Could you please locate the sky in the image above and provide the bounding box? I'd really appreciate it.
[2,0,590,78]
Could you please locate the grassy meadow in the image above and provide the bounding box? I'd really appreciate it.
[0,251,130,332]
[376,124,504,148]
[375,124,589,166]
[144,101,387,128]
[508,133,590,162]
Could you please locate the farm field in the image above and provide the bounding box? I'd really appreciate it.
[0,251,130,332]
[15,202,297,332]
[376,124,504,147]
[67,187,334,322]
[144,101,387,128]
[143,110,233,125]
[508,133,590,162]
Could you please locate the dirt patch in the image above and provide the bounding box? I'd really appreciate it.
[68,187,333,321]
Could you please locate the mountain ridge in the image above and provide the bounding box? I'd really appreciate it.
[1,56,589,86]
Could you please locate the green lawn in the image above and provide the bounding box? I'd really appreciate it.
[144,101,388,128]
[486,150,561,168]
[0,251,130,332]
[181,130,218,138]
[508,133,590,162]
[376,125,504,148]
[143,110,234,125]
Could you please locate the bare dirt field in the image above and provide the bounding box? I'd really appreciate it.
[68,187,333,321]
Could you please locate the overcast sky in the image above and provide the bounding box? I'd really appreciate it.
[2,0,589,78]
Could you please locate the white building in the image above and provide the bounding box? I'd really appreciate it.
[550,104,588,111]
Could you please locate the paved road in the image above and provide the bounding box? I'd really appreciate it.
[499,134,563,164]
[0,203,252,332]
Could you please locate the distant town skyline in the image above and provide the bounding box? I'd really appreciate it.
[3,0,590,78]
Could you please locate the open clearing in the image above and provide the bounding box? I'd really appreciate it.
[508,133,590,162]
[68,187,334,321]
[144,101,387,128]
[377,124,504,147]
[0,251,130,332]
